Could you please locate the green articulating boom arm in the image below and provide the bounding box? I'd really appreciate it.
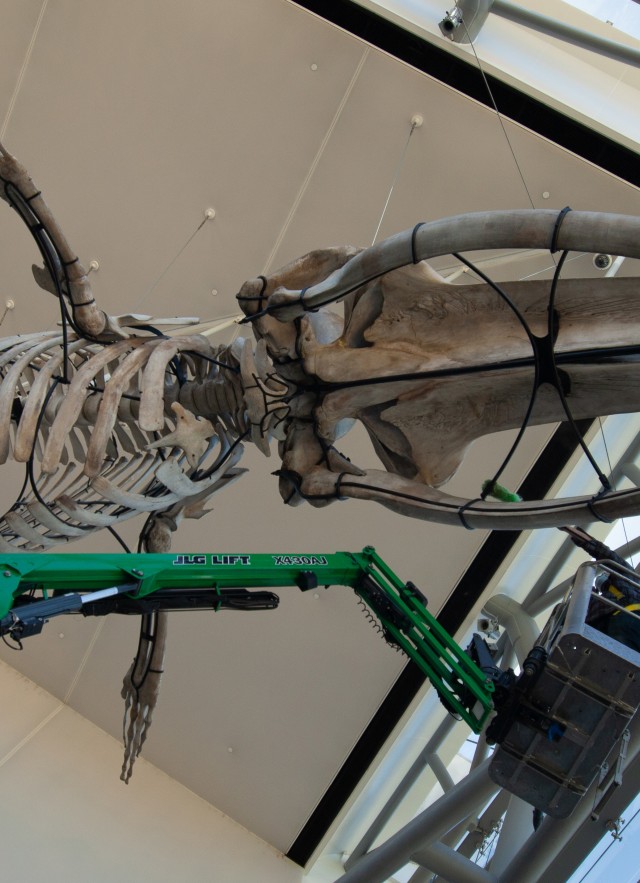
[0,545,494,733]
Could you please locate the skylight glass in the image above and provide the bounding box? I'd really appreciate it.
[564,0,640,39]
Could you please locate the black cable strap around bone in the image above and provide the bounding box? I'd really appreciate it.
[411,222,426,264]
[547,250,611,491]
[256,275,268,311]
[273,220,427,322]
[334,472,349,501]
[71,297,96,308]
[550,206,572,254]
[586,490,614,524]
[450,251,544,495]
[452,238,611,505]
[529,314,570,394]
[457,498,483,530]
[236,275,269,304]
[130,612,162,694]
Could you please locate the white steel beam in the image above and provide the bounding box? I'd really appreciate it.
[344,716,457,869]
[413,841,498,882]
[338,759,498,883]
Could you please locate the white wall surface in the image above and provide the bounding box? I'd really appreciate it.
[0,659,302,883]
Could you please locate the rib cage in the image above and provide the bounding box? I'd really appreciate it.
[0,330,253,551]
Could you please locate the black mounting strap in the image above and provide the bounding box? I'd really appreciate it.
[586,491,615,523]
[457,498,481,530]
[256,275,268,311]
[411,222,426,264]
[335,472,349,501]
[550,206,572,254]
[530,310,571,395]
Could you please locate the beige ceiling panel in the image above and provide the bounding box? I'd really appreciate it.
[0,0,43,130]
[0,659,60,757]
[0,614,107,701]
[0,697,302,883]
[0,195,61,335]
[267,44,640,270]
[2,0,368,322]
[499,122,640,215]
[265,48,541,267]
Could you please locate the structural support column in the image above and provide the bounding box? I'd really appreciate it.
[339,759,498,883]
[412,841,498,882]
[345,716,457,869]
[487,796,535,876]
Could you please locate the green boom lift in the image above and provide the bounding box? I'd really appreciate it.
[0,545,494,733]
[4,539,640,820]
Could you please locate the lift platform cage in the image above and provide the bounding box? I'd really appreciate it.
[489,559,640,818]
